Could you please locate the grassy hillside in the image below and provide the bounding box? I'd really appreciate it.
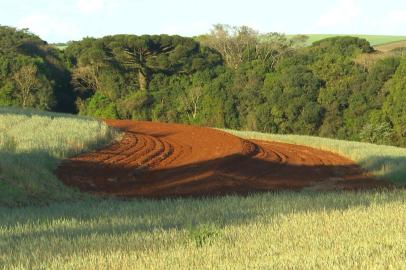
[224,130,406,185]
[287,34,406,46]
[0,107,118,207]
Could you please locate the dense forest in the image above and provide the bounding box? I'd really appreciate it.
[1,25,406,146]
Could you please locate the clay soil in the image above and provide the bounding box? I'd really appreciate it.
[57,120,391,198]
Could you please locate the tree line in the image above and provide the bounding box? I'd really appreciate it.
[1,24,406,146]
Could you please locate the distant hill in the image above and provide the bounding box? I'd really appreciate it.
[53,35,406,51]
[287,34,406,46]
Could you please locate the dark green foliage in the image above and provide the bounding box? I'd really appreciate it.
[0,25,43,55]
[260,64,323,134]
[344,57,400,140]
[78,92,119,119]
[2,24,406,147]
[312,36,374,56]
[381,59,406,146]
[65,34,222,120]
[359,122,393,145]
[0,25,75,112]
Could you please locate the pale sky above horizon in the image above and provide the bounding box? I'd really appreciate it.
[1,0,406,43]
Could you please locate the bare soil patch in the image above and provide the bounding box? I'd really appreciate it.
[57,120,390,197]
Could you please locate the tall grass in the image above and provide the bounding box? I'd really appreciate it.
[222,129,406,184]
[1,190,405,269]
[0,107,118,207]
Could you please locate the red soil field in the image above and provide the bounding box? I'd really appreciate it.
[57,120,391,197]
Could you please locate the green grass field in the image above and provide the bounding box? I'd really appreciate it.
[0,107,118,207]
[1,108,406,269]
[287,34,406,46]
[1,190,406,269]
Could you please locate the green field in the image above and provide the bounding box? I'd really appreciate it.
[287,34,406,46]
[1,108,406,269]
[1,187,406,269]
[0,107,118,207]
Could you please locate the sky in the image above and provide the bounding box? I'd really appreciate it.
[1,0,406,43]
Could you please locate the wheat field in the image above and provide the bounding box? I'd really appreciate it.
[0,107,118,206]
[1,190,406,269]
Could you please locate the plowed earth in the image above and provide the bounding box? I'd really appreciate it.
[57,120,391,197]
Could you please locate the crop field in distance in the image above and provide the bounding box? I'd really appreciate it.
[286,34,406,46]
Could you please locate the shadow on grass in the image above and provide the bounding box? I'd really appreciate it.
[361,156,406,185]
[1,188,405,246]
[0,150,82,207]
